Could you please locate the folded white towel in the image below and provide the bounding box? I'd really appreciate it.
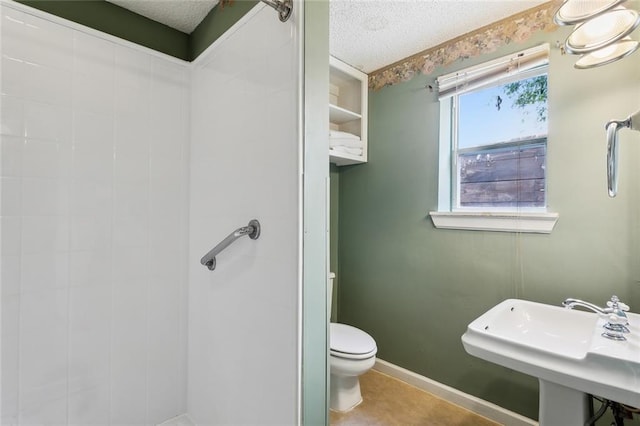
[329,130,360,140]
[329,138,364,149]
[330,146,363,156]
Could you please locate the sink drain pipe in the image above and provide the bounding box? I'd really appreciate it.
[585,395,638,426]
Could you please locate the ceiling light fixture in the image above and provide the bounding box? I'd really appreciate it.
[553,1,640,69]
[574,37,640,68]
[554,0,625,25]
[565,8,640,54]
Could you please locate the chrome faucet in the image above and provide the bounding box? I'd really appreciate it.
[562,299,609,315]
[563,295,630,341]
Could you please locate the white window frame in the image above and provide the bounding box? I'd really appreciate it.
[429,44,559,233]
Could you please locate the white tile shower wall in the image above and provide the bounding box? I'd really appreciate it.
[188,5,300,425]
[1,4,189,424]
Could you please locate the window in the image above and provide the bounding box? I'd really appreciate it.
[430,44,559,233]
[457,76,547,209]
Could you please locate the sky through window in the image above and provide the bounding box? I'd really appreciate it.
[458,75,548,149]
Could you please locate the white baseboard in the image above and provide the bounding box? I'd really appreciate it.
[374,359,538,426]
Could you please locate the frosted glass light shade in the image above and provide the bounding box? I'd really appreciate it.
[554,0,625,25]
[565,8,640,54]
[574,37,640,68]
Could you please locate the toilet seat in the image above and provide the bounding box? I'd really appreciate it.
[330,323,377,360]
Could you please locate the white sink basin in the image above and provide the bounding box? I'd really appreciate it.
[462,299,640,408]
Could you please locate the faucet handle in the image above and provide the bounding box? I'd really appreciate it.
[607,313,629,325]
[607,295,629,312]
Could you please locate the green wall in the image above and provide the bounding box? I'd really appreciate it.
[335,27,640,420]
[15,0,258,61]
[190,1,259,60]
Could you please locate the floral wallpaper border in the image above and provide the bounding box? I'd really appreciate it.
[368,2,558,91]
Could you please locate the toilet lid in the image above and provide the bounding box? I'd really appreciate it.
[330,323,377,359]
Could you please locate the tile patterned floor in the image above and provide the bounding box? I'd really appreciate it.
[330,370,501,426]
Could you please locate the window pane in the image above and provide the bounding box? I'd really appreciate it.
[458,75,548,150]
[458,142,546,208]
[455,74,548,209]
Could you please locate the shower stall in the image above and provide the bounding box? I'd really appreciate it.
[0,0,329,424]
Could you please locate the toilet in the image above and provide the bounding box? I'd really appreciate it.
[328,273,377,412]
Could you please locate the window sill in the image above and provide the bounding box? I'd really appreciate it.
[429,211,559,234]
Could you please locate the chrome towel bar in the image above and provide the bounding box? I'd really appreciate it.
[260,0,292,22]
[606,108,640,197]
[200,219,261,271]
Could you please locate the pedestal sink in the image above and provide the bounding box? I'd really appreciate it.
[461,299,639,425]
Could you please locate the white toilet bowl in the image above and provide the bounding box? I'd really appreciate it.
[329,322,377,412]
[328,273,377,412]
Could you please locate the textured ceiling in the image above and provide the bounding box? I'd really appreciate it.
[105,0,548,72]
[330,0,548,73]
[107,0,218,34]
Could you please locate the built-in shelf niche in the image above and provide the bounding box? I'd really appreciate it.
[329,56,368,166]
